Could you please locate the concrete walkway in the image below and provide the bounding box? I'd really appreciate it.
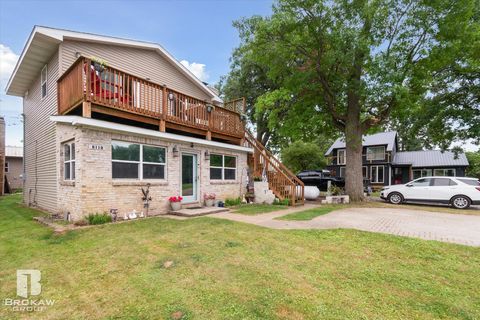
[210,206,480,247]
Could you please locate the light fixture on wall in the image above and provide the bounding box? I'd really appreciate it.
[168,92,175,101]
[75,51,81,58]
[206,104,214,113]
[204,150,210,161]
[190,142,194,148]
[172,145,179,157]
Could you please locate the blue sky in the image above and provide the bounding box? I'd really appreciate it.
[0,0,273,146]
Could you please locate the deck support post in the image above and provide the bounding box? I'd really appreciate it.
[159,119,166,132]
[82,101,91,118]
[206,130,212,140]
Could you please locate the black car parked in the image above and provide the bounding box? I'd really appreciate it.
[296,170,345,191]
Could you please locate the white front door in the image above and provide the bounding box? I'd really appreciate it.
[181,153,198,203]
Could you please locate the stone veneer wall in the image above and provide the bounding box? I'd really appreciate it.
[56,123,249,221]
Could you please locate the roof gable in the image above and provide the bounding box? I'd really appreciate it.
[6,26,221,103]
[325,131,397,155]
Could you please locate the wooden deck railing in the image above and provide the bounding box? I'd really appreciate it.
[244,130,304,206]
[57,57,245,139]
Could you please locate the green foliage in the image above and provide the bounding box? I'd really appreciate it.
[328,185,345,196]
[86,213,112,225]
[232,204,288,215]
[280,141,326,173]
[224,197,242,207]
[466,152,480,178]
[273,198,290,206]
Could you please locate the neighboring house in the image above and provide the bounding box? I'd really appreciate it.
[0,117,4,196]
[325,131,469,188]
[6,26,302,220]
[5,146,24,191]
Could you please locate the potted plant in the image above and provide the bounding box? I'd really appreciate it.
[90,56,108,73]
[204,193,216,207]
[169,196,183,211]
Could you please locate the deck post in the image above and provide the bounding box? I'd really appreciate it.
[82,101,91,118]
[159,119,166,132]
[206,131,212,140]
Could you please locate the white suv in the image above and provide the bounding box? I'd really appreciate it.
[380,177,480,209]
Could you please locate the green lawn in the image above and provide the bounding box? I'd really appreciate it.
[230,204,288,215]
[277,205,340,220]
[1,194,480,319]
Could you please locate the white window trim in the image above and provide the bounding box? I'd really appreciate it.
[370,165,384,183]
[337,149,346,165]
[41,64,48,99]
[111,141,167,180]
[339,167,346,178]
[5,162,9,173]
[433,168,456,176]
[210,154,237,181]
[366,146,385,161]
[63,141,75,181]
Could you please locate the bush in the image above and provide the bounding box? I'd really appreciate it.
[224,197,242,207]
[86,213,112,225]
[328,185,344,196]
[280,141,326,173]
[273,198,290,206]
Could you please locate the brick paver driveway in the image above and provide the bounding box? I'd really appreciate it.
[211,206,480,247]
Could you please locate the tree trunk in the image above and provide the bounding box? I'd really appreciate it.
[345,97,365,202]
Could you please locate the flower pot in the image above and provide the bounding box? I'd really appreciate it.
[170,202,182,211]
[205,199,215,207]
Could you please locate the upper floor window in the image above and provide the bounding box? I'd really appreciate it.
[337,149,346,165]
[111,141,166,180]
[366,146,385,161]
[63,141,75,180]
[41,65,48,99]
[5,162,9,173]
[210,154,236,180]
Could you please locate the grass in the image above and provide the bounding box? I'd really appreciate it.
[277,205,341,220]
[1,194,480,319]
[230,204,288,215]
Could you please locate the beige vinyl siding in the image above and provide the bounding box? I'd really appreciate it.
[60,40,211,101]
[23,51,59,212]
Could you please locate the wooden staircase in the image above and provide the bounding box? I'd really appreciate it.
[243,130,305,206]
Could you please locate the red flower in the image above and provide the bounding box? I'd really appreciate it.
[169,196,183,203]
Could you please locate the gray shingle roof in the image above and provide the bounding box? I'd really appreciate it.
[393,150,469,167]
[325,131,397,155]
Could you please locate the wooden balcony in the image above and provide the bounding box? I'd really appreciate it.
[57,57,246,144]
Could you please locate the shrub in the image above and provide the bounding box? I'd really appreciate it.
[280,141,326,173]
[86,213,112,225]
[224,197,242,207]
[328,185,344,196]
[273,198,290,206]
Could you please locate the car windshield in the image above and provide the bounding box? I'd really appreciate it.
[457,179,480,186]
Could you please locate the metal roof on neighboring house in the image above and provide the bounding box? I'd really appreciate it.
[5,146,23,158]
[325,131,397,155]
[393,150,469,167]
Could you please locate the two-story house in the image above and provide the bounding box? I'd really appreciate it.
[325,131,469,188]
[6,26,304,221]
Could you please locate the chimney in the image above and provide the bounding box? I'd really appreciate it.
[0,117,5,196]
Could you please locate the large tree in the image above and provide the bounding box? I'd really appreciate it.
[234,0,479,201]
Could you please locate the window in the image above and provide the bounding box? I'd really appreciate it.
[432,178,457,186]
[413,169,432,179]
[458,179,479,186]
[433,168,455,176]
[366,146,385,161]
[210,154,236,180]
[337,149,346,165]
[362,166,367,179]
[370,165,384,183]
[41,65,47,99]
[339,167,346,178]
[411,178,432,187]
[112,141,166,179]
[63,142,75,180]
[5,162,9,173]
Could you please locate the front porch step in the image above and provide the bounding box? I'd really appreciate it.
[170,207,230,217]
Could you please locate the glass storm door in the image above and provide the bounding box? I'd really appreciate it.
[181,153,198,203]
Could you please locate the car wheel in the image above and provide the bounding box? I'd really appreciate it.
[388,192,403,205]
[451,195,471,209]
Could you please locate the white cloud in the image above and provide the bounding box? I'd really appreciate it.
[0,44,19,92]
[180,60,209,82]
